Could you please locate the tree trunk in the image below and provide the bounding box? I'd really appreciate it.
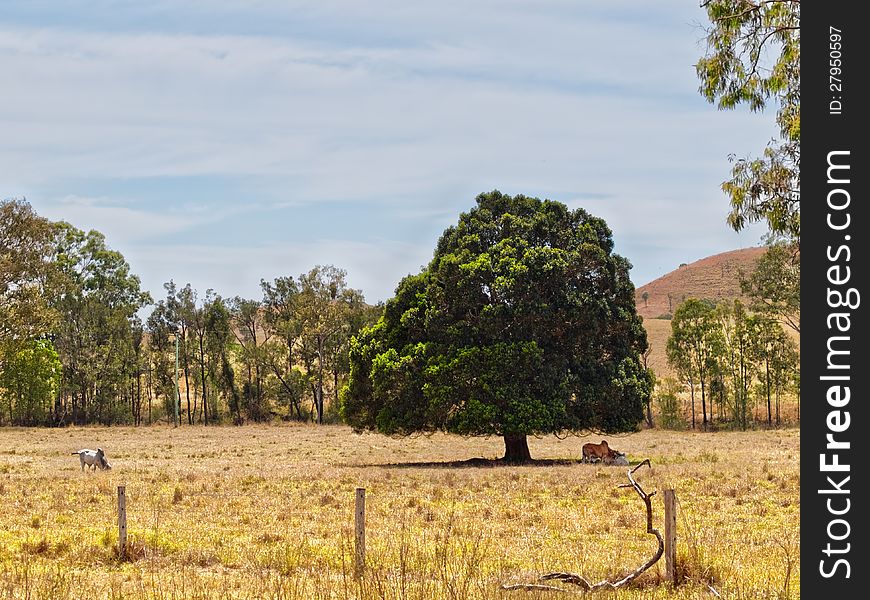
[503,434,532,463]
[146,362,153,425]
[198,333,208,425]
[316,334,324,424]
[183,350,192,425]
[765,358,772,427]
[700,378,707,432]
[689,381,696,430]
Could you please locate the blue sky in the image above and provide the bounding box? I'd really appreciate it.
[2,1,772,306]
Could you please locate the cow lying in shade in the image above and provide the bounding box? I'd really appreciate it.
[71,448,112,471]
[581,440,627,465]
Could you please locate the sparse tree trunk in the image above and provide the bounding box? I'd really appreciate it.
[503,434,531,463]
[316,334,324,424]
[255,364,262,418]
[183,343,192,425]
[765,357,772,427]
[643,348,653,428]
[700,378,707,432]
[198,333,208,425]
[689,381,696,430]
[775,385,781,426]
[146,362,153,425]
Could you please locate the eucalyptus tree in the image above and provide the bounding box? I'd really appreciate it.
[752,316,799,426]
[715,300,760,429]
[146,300,179,422]
[128,317,146,425]
[740,241,800,333]
[164,281,197,423]
[342,191,652,462]
[51,224,151,424]
[204,295,242,424]
[1,199,58,359]
[260,276,308,420]
[260,276,310,421]
[697,0,800,241]
[666,299,722,430]
[189,289,220,424]
[230,296,271,421]
[0,338,61,425]
[296,265,367,424]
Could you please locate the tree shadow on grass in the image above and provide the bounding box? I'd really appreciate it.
[344,457,586,469]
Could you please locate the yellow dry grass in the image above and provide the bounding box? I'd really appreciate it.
[0,424,799,599]
[642,317,675,380]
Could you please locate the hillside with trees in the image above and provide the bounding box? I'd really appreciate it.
[634,247,767,321]
[634,245,800,431]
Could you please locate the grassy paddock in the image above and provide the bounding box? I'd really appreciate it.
[0,425,799,599]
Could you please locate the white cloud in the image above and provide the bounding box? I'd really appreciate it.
[1,1,778,303]
[33,195,250,243]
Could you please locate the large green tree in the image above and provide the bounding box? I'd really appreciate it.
[696,0,800,241]
[341,191,652,462]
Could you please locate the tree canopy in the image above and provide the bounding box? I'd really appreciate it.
[739,240,799,333]
[1,198,58,347]
[341,191,653,462]
[696,0,800,242]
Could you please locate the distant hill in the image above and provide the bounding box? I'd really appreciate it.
[632,246,768,379]
[633,247,767,321]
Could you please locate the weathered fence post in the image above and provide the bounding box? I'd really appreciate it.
[118,485,127,559]
[663,489,677,586]
[354,487,366,577]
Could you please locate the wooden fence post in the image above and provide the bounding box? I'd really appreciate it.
[354,487,366,577]
[118,485,127,559]
[663,489,677,586]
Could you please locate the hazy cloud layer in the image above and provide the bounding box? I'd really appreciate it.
[2,1,771,304]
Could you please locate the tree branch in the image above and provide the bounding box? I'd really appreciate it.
[502,459,664,593]
[710,0,800,23]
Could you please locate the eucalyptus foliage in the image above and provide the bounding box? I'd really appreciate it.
[697,0,800,241]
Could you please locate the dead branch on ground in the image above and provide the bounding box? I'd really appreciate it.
[501,459,663,594]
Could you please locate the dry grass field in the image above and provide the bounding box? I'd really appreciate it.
[0,424,799,599]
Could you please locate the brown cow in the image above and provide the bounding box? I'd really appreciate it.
[582,440,624,464]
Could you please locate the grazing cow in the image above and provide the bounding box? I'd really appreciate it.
[581,440,626,465]
[72,448,112,471]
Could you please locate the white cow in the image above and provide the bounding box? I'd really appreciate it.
[72,448,112,471]
[607,452,629,466]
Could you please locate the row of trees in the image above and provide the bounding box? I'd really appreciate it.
[666,296,798,431]
[144,268,378,427]
[0,198,378,426]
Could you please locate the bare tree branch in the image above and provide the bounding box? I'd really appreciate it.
[502,459,664,594]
